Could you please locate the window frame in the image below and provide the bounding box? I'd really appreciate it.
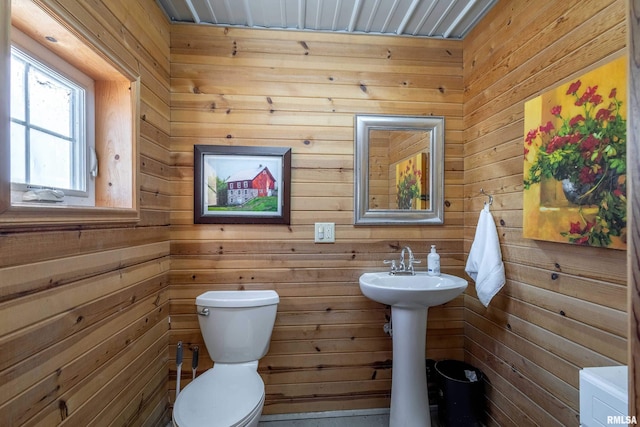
[10,27,96,205]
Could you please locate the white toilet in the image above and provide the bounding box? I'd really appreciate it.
[172,290,280,427]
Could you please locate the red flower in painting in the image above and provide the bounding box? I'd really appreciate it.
[595,108,612,121]
[539,121,554,134]
[576,85,598,106]
[567,221,596,245]
[589,93,603,106]
[525,129,539,145]
[579,166,596,184]
[546,135,567,153]
[569,221,582,234]
[580,134,600,153]
[569,114,585,127]
[574,235,589,245]
[551,105,562,116]
[566,80,582,95]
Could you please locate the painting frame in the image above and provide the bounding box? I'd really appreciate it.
[194,145,291,225]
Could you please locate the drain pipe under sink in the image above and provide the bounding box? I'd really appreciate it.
[176,341,183,399]
[384,320,393,336]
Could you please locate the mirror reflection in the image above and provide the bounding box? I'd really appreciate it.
[368,129,430,211]
[354,115,444,225]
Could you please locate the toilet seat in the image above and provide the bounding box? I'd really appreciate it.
[173,363,265,427]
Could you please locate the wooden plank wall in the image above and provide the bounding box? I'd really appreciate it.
[169,25,466,414]
[369,130,392,209]
[0,0,172,425]
[4,1,631,424]
[629,0,640,417]
[463,0,628,425]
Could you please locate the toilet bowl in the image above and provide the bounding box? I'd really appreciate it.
[172,290,279,427]
[172,362,264,427]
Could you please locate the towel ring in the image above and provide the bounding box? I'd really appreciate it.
[480,188,493,206]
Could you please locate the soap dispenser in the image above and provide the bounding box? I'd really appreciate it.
[427,245,441,276]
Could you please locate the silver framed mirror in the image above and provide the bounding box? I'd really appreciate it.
[354,114,444,225]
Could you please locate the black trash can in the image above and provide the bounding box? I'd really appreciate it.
[435,359,485,427]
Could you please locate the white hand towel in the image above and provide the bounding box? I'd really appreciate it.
[465,204,506,307]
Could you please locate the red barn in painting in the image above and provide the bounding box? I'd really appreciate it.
[227,166,276,205]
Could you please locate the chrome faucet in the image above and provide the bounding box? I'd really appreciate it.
[384,246,421,275]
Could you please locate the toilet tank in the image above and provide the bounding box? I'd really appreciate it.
[196,290,279,363]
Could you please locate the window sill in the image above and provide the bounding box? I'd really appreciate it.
[0,203,139,230]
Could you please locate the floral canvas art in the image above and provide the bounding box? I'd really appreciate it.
[523,56,627,249]
[395,153,427,210]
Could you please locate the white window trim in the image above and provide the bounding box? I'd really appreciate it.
[10,26,96,207]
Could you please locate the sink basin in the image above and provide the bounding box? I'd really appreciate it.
[359,271,468,308]
[359,271,468,426]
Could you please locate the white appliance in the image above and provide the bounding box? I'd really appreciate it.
[579,366,628,426]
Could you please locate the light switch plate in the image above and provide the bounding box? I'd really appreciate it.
[314,222,335,243]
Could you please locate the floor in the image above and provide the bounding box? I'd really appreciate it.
[258,409,389,427]
[258,408,442,426]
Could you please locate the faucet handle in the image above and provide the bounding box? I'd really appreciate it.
[383,259,397,273]
[406,255,421,274]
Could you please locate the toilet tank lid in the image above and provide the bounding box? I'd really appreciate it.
[196,290,279,307]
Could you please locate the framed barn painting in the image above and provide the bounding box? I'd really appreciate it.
[523,56,627,249]
[194,145,291,224]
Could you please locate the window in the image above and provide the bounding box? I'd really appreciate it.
[0,0,140,228]
[10,30,95,205]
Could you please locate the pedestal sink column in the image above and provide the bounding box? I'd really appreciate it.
[359,271,467,426]
[390,306,430,427]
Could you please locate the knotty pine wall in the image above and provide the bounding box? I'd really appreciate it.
[629,0,640,415]
[168,25,466,413]
[1,1,633,425]
[0,0,172,425]
[463,0,628,425]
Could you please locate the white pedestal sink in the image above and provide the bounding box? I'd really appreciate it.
[359,272,468,427]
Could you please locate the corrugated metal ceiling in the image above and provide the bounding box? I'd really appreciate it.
[156,0,497,39]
